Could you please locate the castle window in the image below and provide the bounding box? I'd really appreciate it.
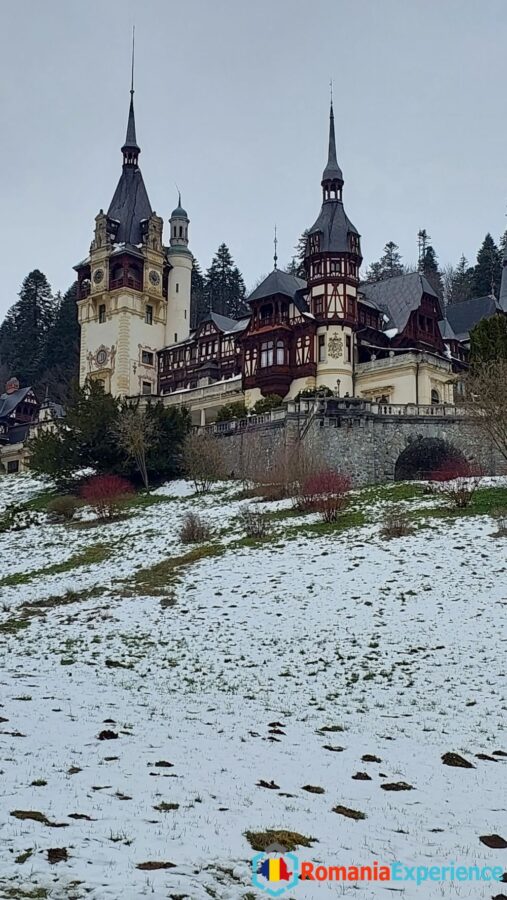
[7,460,19,473]
[314,297,324,316]
[431,388,440,405]
[312,261,322,277]
[176,283,179,293]
[142,351,154,366]
[318,334,326,362]
[98,304,106,323]
[142,381,152,395]
[345,335,352,362]
[260,340,274,368]
[276,340,285,365]
[330,260,342,274]
[174,333,178,343]
[145,305,153,325]
[179,226,183,237]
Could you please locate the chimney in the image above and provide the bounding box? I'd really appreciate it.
[5,377,20,394]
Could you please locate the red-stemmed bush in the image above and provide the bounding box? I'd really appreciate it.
[80,474,134,521]
[298,470,351,522]
[429,460,483,509]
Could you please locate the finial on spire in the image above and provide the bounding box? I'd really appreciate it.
[273,225,278,270]
[122,27,140,162]
[329,77,333,107]
[131,26,135,98]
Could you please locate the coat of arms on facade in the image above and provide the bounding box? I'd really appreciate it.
[327,334,343,359]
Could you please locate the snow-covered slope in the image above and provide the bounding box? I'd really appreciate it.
[0,475,506,899]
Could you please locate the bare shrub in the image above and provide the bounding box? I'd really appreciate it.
[179,512,212,543]
[80,474,134,521]
[429,460,482,509]
[47,495,80,521]
[183,432,225,493]
[246,444,317,502]
[465,361,507,464]
[238,506,269,538]
[296,470,351,522]
[380,509,414,539]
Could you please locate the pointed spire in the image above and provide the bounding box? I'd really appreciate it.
[122,27,140,163]
[273,225,278,270]
[322,98,343,187]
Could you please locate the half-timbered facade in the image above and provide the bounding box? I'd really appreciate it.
[158,312,248,394]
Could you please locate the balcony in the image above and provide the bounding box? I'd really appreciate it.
[110,276,143,293]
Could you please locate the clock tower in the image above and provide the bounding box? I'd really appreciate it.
[75,76,191,397]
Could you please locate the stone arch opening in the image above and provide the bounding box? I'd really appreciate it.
[394,437,466,481]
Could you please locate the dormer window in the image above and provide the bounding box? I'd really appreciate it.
[310,234,320,254]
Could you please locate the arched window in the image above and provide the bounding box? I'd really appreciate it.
[431,388,440,405]
[276,340,285,365]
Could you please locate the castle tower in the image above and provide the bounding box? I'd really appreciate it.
[165,194,192,346]
[75,58,192,397]
[305,101,362,395]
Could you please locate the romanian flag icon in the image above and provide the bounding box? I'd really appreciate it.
[258,857,292,881]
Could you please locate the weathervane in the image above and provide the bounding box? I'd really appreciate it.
[273,225,278,270]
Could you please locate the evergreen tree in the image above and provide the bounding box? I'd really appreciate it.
[365,242,405,282]
[420,246,443,298]
[470,314,507,363]
[39,282,80,402]
[0,270,55,387]
[472,233,501,297]
[190,258,208,329]
[444,255,474,305]
[286,230,309,279]
[204,244,247,319]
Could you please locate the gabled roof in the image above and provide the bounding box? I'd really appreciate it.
[445,295,501,340]
[107,168,152,245]
[247,269,307,304]
[0,387,33,421]
[438,318,457,341]
[360,273,442,332]
[195,311,250,336]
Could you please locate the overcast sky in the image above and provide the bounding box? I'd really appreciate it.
[1,0,507,318]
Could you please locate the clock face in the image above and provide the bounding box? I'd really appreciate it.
[96,348,108,366]
[93,268,104,284]
[149,270,160,286]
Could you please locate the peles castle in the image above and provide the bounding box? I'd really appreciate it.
[73,82,505,425]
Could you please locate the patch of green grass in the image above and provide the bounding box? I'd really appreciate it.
[357,482,425,504]
[245,829,315,852]
[285,508,366,538]
[131,544,225,597]
[0,888,48,899]
[0,618,30,636]
[0,544,112,588]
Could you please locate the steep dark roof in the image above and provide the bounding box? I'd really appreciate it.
[445,295,501,340]
[308,202,359,254]
[322,102,343,184]
[210,312,249,334]
[107,168,152,245]
[360,273,442,332]
[247,269,307,304]
[0,387,32,421]
[122,94,139,152]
